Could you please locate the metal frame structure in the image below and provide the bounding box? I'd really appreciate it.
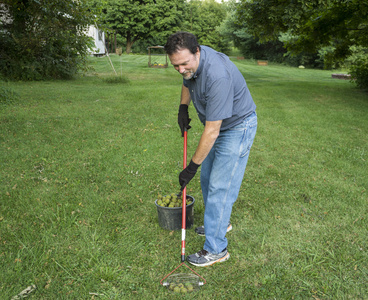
[148,46,168,68]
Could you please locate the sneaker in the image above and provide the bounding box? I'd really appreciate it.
[195,223,232,236]
[187,249,230,267]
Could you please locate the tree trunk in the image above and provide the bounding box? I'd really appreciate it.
[114,32,117,54]
[125,32,137,54]
[106,34,109,53]
[126,41,133,54]
[110,33,113,53]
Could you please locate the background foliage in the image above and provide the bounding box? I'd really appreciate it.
[0,0,94,80]
[1,0,367,87]
[235,0,368,87]
[94,0,229,55]
[92,0,185,54]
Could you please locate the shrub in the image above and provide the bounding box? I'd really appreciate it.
[0,0,94,81]
[349,59,368,89]
[347,46,368,89]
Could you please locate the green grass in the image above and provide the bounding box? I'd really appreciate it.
[1,54,367,299]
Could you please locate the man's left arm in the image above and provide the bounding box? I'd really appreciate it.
[179,120,222,190]
[191,120,222,165]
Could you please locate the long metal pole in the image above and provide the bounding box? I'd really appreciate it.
[181,129,187,262]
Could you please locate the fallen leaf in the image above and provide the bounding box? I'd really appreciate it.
[44,279,51,289]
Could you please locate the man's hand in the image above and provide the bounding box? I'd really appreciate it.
[178,104,191,137]
[179,160,200,190]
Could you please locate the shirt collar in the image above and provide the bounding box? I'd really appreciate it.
[192,47,205,80]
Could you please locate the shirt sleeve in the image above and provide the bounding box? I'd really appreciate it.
[205,77,234,122]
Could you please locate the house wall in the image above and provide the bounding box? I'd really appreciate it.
[88,25,105,56]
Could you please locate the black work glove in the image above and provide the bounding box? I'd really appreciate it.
[178,104,191,137]
[179,160,200,190]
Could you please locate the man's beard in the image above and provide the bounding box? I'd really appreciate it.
[182,71,194,80]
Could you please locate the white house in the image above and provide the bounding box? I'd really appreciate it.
[87,25,105,56]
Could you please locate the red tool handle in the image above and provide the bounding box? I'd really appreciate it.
[181,129,187,262]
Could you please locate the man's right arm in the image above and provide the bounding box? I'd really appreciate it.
[181,84,191,105]
[178,84,192,137]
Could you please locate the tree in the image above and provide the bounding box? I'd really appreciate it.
[0,0,95,80]
[183,0,229,54]
[237,0,368,55]
[94,0,229,55]
[236,0,368,87]
[218,5,287,61]
[99,0,185,54]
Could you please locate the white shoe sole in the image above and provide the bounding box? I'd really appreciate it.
[188,252,230,267]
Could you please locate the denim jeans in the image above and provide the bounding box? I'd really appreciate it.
[200,112,257,254]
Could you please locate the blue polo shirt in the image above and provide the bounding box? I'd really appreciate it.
[183,46,256,130]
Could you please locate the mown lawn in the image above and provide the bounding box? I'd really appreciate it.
[0,54,367,299]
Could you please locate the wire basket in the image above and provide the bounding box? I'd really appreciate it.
[163,273,204,293]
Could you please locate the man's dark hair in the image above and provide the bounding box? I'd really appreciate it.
[164,32,200,55]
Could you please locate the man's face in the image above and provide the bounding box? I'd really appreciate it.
[168,48,200,80]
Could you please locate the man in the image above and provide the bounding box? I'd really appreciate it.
[164,32,257,267]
